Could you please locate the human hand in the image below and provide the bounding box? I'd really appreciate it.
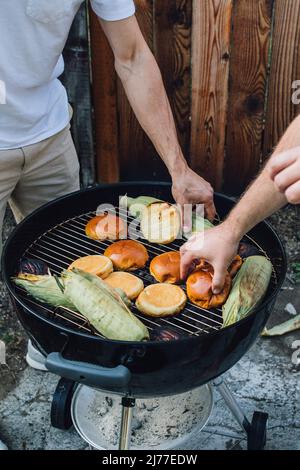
[180,223,239,293]
[171,166,216,230]
[268,147,300,204]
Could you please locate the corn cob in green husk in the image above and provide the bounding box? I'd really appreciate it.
[62,269,149,341]
[13,275,77,310]
[120,195,163,218]
[222,256,272,328]
[73,269,132,307]
[184,214,214,240]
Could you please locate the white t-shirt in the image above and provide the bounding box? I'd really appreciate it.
[0,0,135,150]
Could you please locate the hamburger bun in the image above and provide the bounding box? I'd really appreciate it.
[150,251,180,284]
[187,269,231,309]
[136,283,186,317]
[104,272,144,300]
[140,202,181,244]
[104,240,149,271]
[68,255,113,279]
[85,213,126,241]
[228,255,243,278]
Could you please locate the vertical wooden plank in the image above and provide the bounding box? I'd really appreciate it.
[223,0,274,195]
[89,7,119,183]
[154,0,192,160]
[263,0,300,158]
[62,2,95,187]
[117,0,167,181]
[190,0,233,191]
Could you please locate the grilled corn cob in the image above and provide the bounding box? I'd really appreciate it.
[62,269,149,341]
[13,275,77,310]
[222,256,272,327]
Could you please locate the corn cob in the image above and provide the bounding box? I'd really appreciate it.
[120,195,163,218]
[74,269,132,308]
[62,269,149,341]
[184,214,214,239]
[13,275,77,310]
[222,256,272,327]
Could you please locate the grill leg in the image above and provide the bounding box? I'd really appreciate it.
[119,397,135,450]
[213,377,250,434]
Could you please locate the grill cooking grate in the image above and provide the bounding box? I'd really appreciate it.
[14,207,278,340]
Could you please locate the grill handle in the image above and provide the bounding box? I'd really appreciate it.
[46,353,131,388]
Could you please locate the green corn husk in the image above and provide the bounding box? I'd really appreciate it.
[183,214,214,240]
[62,269,149,341]
[73,269,132,308]
[222,256,272,328]
[13,275,77,310]
[262,314,300,337]
[120,194,163,219]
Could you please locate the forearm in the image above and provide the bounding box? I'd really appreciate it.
[223,115,300,240]
[115,45,187,175]
[224,170,286,240]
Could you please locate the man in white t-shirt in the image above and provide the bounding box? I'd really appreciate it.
[0,0,216,397]
[0,0,216,242]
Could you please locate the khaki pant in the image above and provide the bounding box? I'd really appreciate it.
[0,125,80,257]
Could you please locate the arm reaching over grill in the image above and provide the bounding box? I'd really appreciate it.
[181,114,300,292]
[97,15,215,222]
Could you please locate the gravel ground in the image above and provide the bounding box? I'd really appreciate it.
[0,208,27,401]
[0,203,299,450]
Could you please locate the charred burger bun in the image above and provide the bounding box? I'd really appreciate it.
[104,240,149,271]
[187,269,231,309]
[136,283,186,317]
[149,251,180,284]
[104,272,144,300]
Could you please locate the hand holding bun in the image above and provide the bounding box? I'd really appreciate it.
[187,268,231,309]
[150,251,180,284]
[104,240,149,271]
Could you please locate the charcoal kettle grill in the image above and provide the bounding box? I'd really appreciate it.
[2,182,286,450]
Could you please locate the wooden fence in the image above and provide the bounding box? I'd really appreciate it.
[64,0,300,195]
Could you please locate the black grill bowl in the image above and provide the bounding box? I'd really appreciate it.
[2,182,286,397]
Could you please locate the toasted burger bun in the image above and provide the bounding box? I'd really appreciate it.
[136,283,186,317]
[187,269,231,309]
[150,251,180,284]
[228,255,243,278]
[104,240,149,271]
[140,202,181,244]
[85,213,126,241]
[104,272,144,300]
[68,255,113,279]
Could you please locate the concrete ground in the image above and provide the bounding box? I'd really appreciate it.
[0,206,300,450]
